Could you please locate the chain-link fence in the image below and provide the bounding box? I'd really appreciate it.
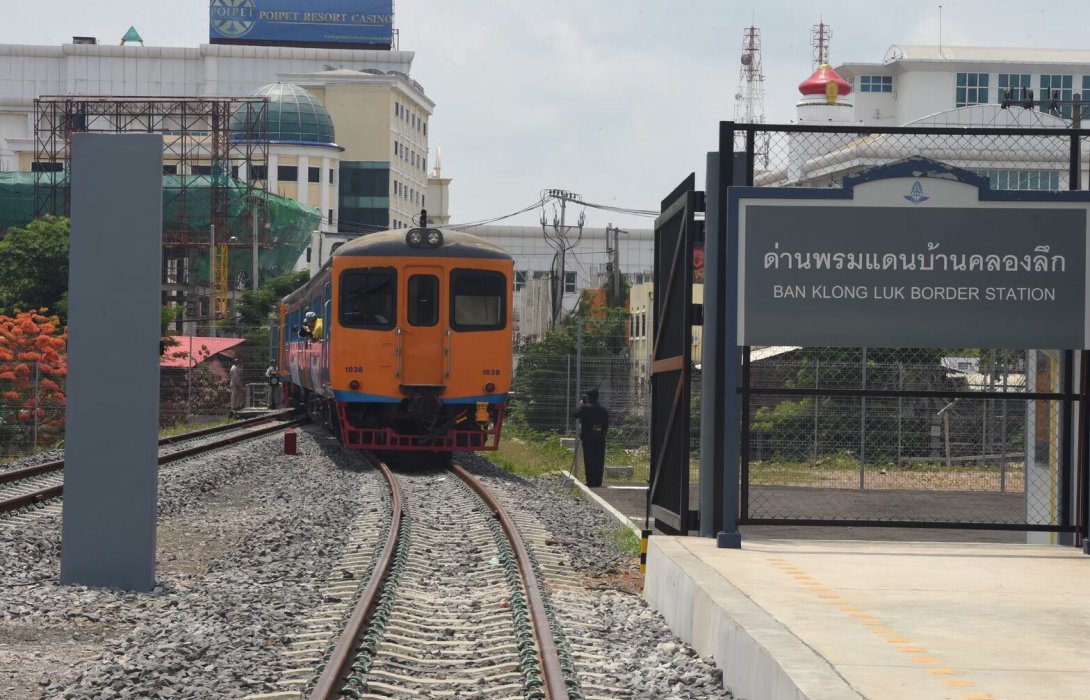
[0,361,67,458]
[507,326,704,484]
[159,324,279,427]
[744,347,1068,527]
[743,125,1080,193]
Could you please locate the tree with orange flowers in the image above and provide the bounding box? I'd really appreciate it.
[0,309,68,456]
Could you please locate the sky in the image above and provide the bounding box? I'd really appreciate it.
[3,1,1090,229]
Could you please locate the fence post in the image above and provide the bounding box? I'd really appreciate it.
[897,362,903,467]
[566,354,571,434]
[813,358,819,470]
[33,360,40,454]
[187,331,194,420]
[575,321,583,407]
[1000,349,1009,492]
[860,347,867,490]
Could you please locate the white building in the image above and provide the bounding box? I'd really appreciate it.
[758,45,1090,188]
[838,45,1090,128]
[0,39,439,250]
[465,224,655,343]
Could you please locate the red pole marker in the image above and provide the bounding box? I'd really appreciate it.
[284,430,297,455]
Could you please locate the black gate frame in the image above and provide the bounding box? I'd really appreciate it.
[717,122,1090,540]
[647,174,703,534]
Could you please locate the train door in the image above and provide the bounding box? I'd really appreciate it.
[401,266,445,386]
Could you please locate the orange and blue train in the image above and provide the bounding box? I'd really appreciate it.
[277,222,514,456]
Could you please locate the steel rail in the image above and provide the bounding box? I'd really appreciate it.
[0,417,308,515]
[0,411,298,486]
[309,454,402,700]
[451,462,570,700]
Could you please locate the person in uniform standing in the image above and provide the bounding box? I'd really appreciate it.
[229,358,245,411]
[265,360,280,409]
[574,388,609,488]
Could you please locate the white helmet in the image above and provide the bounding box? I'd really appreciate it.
[305,311,317,320]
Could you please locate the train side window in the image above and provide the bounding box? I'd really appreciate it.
[408,275,439,327]
[450,269,506,332]
[340,267,397,330]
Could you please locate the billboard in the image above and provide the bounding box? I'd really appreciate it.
[209,0,394,49]
[733,162,1090,350]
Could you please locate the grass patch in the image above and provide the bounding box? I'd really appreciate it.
[158,417,234,439]
[599,526,641,557]
[492,432,575,479]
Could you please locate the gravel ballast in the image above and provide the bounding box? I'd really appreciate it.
[459,453,734,700]
[0,426,379,699]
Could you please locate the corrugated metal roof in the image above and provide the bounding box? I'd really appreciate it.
[161,336,245,369]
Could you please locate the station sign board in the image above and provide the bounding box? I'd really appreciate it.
[733,160,1090,349]
[209,0,394,49]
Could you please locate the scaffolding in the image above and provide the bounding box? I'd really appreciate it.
[32,96,271,325]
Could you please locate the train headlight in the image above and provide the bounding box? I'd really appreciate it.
[406,227,444,248]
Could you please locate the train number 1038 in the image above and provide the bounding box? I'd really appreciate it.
[344,366,365,374]
[482,369,501,376]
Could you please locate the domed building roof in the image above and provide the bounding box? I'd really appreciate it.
[231,83,336,146]
[798,64,851,97]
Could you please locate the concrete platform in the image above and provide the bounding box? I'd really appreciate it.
[644,536,1089,700]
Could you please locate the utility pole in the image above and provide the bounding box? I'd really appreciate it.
[606,222,626,304]
[541,189,585,329]
[251,203,260,291]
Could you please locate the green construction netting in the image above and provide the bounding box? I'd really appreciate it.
[0,173,321,279]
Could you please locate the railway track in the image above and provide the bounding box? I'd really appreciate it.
[256,454,577,700]
[0,411,304,519]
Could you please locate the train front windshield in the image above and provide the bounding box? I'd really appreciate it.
[451,269,506,331]
[341,268,397,329]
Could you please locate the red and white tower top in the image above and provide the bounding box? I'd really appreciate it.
[796,19,853,121]
[798,64,852,100]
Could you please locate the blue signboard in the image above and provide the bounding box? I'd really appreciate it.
[209,0,394,48]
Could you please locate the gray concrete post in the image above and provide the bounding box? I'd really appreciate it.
[60,133,163,591]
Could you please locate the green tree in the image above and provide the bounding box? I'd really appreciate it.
[510,291,631,433]
[0,216,70,320]
[234,270,310,326]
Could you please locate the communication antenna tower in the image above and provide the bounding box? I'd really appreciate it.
[812,18,832,68]
[734,25,769,168]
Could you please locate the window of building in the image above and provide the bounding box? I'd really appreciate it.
[423,122,427,136]
[422,194,426,208]
[955,72,989,107]
[977,168,1061,191]
[308,167,321,183]
[277,165,298,182]
[859,75,892,93]
[328,209,334,225]
[564,271,576,293]
[162,164,178,175]
[1081,76,1090,120]
[341,268,397,330]
[998,73,1031,101]
[30,161,63,172]
[1040,74,1073,118]
[329,168,335,184]
[231,165,240,179]
[191,164,212,176]
[451,269,506,331]
[513,270,527,291]
[249,165,267,181]
[408,275,440,327]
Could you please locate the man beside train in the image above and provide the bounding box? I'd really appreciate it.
[574,388,609,488]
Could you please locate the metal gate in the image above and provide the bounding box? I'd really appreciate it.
[648,174,702,534]
[716,121,1090,539]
